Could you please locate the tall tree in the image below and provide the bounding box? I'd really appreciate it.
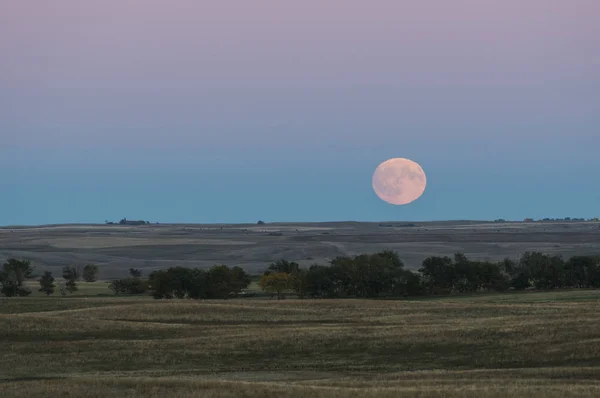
[259,273,290,299]
[519,252,565,289]
[2,259,34,285]
[65,279,78,294]
[38,271,56,296]
[148,267,197,299]
[564,256,600,288]
[305,264,337,298]
[419,256,454,294]
[267,260,300,275]
[376,250,404,268]
[230,266,251,296]
[290,268,309,299]
[82,264,99,282]
[62,266,80,293]
[62,266,81,281]
[0,259,34,297]
[147,270,174,299]
[129,268,142,278]
[206,264,234,299]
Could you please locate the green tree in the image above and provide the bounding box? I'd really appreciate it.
[206,264,234,299]
[38,271,56,296]
[129,268,142,278]
[452,253,481,293]
[62,266,80,281]
[267,260,300,275]
[290,268,309,299]
[186,269,208,299]
[398,270,423,296]
[520,252,565,289]
[109,278,149,295]
[564,255,600,287]
[478,261,509,291]
[305,264,337,298]
[166,267,195,299]
[62,266,79,294]
[509,266,531,290]
[259,272,290,299]
[82,264,99,282]
[419,256,454,294]
[376,250,404,268]
[0,259,34,297]
[327,252,406,298]
[147,270,174,299]
[328,256,354,296]
[109,279,123,295]
[499,258,518,275]
[148,267,202,299]
[65,279,78,293]
[4,259,35,285]
[230,266,251,296]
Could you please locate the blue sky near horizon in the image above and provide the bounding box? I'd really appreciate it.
[1,1,599,225]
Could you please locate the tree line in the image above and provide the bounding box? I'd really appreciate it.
[102,251,600,299]
[105,265,251,298]
[0,260,100,297]
[3,251,600,299]
[256,251,600,299]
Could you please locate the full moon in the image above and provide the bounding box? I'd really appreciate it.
[372,158,427,205]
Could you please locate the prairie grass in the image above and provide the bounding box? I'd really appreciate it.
[2,290,600,396]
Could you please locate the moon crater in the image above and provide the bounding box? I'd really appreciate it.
[372,158,427,205]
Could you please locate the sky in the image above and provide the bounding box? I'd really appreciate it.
[1,0,599,225]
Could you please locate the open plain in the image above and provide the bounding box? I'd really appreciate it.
[1,221,600,278]
[2,291,600,397]
[3,222,600,396]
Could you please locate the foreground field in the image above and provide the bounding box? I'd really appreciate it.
[2,290,600,397]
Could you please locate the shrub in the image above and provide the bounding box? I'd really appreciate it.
[83,264,99,282]
[109,278,149,295]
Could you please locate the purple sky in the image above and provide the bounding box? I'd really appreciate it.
[1,1,599,224]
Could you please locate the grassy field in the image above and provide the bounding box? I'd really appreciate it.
[2,290,600,397]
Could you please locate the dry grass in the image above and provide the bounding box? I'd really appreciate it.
[2,291,600,396]
[3,374,600,398]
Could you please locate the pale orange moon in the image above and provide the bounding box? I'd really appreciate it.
[372,158,427,205]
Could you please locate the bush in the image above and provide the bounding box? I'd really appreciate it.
[109,278,149,295]
[83,264,99,282]
[65,279,78,294]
